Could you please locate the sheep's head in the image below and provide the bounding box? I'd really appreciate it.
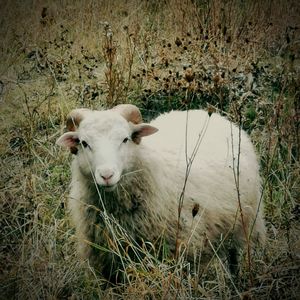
[56,104,158,189]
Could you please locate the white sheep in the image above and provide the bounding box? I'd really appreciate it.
[56,104,266,280]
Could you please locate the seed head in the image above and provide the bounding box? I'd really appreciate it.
[207,105,216,117]
[184,68,195,83]
[175,37,182,47]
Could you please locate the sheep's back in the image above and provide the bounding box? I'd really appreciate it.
[142,109,261,210]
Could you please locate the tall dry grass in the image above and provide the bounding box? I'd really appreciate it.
[0,0,299,299]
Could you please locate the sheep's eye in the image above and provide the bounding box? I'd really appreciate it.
[123,137,129,144]
[81,140,88,148]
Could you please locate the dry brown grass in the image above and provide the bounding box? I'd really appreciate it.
[0,0,300,299]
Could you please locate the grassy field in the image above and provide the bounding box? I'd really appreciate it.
[0,0,299,299]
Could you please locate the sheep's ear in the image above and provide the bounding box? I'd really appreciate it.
[131,123,158,144]
[112,104,142,124]
[56,132,79,154]
[66,108,91,131]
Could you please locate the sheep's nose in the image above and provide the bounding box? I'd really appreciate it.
[100,172,114,182]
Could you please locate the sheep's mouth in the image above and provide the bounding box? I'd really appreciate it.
[99,183,118,192]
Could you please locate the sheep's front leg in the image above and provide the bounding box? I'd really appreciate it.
[68,177,97,261]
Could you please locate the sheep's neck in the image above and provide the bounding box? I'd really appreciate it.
[86,167,151,217]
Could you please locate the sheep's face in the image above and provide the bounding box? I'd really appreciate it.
[57,108,158,190]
